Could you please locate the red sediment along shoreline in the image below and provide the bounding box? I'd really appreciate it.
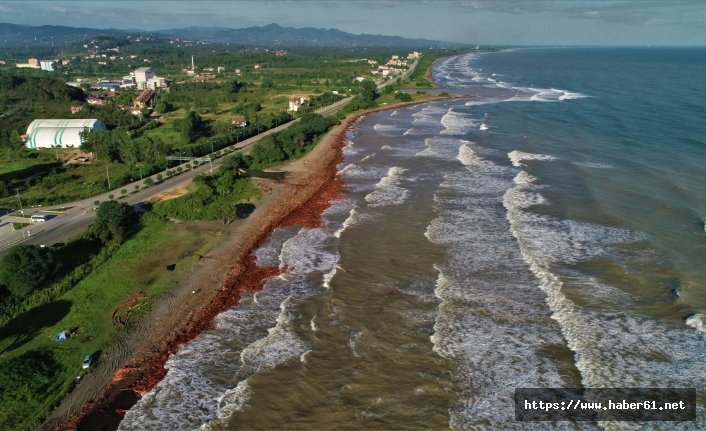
[63,121,351,431]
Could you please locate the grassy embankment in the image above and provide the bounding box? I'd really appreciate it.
[0,214,221,430]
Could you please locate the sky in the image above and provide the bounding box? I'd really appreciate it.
[1,0,706,46]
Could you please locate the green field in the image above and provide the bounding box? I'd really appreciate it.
[0,215,219,430]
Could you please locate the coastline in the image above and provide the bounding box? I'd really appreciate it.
[46,95,458,430]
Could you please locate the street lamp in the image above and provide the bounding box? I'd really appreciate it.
[15,190,24,216]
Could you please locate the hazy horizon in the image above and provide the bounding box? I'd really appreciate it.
[1,0,705,47]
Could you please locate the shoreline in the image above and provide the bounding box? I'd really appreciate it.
[47,95,458,430]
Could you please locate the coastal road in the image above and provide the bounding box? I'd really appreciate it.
[0,58,418,258]
[0,96,352,258]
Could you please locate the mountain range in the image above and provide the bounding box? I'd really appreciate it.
[0,22,459,48]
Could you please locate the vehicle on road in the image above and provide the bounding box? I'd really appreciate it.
[30,214,48,223]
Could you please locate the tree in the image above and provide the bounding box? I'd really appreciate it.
[155,98,174,114]
[221,151,249,177]
[176,111,208,143]
[94,200,137,243]
[229,80,245,94]
[361,79,378,104]
[0,245,57,297]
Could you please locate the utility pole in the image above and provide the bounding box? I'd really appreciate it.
[16,190,24,216]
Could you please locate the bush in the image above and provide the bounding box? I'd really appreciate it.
[395,92,413,102]
[156,173,163,182]
[0,245,57,297]
[108,194,114,200]
[144,177,154,186]
[94,200,100,206]
[121,188,128,195]
[94,200,137,244]
[0,350,63,430]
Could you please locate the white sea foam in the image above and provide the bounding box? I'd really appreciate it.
[685,313,705,334]
[415,137,466,161]
[210,381,252,425]
[423,144,570,428]
[508,150,558,167]
[504,159,706,417]
[364,166,410,207]
[373,123,403,135]
[440,107,478,135]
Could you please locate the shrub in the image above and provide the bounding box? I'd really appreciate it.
[93,200,100,206]
[121,188,128,195]
[0,245,57,297]
[144,177,154,186]
[108,194,114,200]
[94,200,137,244]
[156,174,163,182]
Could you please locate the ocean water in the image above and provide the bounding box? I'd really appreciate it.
[121,48,706,430]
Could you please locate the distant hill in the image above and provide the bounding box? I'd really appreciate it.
[0,22,459,48]
[0,23,127,46]
[158,23,458,48]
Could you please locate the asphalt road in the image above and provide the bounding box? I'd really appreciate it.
[0,58,418,258]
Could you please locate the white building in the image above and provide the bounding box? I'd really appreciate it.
[25,119,107,149]
[39,60,55,71]
[133,67,154,87]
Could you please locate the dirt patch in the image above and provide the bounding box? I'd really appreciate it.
[58,150,95,165]
[149,186,189,203]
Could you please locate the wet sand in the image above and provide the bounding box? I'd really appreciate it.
[44,97,460,431]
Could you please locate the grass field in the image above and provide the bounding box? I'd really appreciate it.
[0,161,131,208]
[0,215,220,430]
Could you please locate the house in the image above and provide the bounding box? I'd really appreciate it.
[288,96,310,112]
[87,95,105,105]
[133,89,155,109]
[231,115,247,127]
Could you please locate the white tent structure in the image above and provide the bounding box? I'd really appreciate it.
[25,119,107,149]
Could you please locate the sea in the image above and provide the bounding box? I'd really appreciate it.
[119,48,706,430]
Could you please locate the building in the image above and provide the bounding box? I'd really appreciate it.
[25,119,107,149]
[40,60,55,71]
[86,95,105,105]
[133,67,167,90]
[231,115,247,127]
[134,67,155,87]
[16,58,39,69]
[288,96,310,112]
[133,89,154,109]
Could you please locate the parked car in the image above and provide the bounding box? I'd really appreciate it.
[82,354,92,369]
